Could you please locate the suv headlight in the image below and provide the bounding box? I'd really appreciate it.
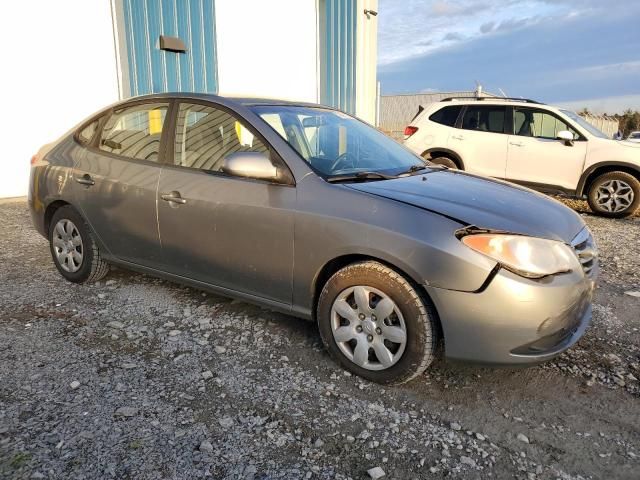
[462,234,579,279]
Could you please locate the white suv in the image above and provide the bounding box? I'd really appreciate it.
[404,98,640,217]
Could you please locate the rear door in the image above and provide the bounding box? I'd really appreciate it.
[156,101,295,305]
[72,101,170,265]
[506,107,587,191]
[448,105,509,178]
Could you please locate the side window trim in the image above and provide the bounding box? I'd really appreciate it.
[167,99,295,185]
[92,100,171,165]
[455,106,467,129]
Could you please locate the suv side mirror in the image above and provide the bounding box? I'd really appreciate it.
[557,130,574,146]
[221,152,279,181]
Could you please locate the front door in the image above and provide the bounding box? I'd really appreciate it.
[506,107,587,191]
[73,101,170,265]
[157,101,295,305]
[449,105,509,178]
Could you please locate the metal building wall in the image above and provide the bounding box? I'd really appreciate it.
[116,0,218,97]
[319,0,357,115]
[581,114,619,138]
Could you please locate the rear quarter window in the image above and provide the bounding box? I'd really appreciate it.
[429,106,462,127]
[76,120,99,145]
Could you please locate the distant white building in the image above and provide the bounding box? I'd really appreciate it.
[1,0,378,198]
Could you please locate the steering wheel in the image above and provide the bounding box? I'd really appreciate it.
[329,152,353,172]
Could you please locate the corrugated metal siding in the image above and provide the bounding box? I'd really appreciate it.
[320,0,357,114]
[380,91,497,139]
[122,0,218,96]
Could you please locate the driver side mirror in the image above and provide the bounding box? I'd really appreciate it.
[557,130,574,146]
[221,152,279,181]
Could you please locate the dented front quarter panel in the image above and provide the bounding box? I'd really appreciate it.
[291,174,498,317]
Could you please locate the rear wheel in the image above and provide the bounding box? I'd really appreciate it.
[428,156,458,169]
[587,171,639,218]
[317,261,437,385]
[49,205,109,283]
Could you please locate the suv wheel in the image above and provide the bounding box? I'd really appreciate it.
[317,261,437,385]
[49,205,110,283]
[428,156,458,169]
[587,171,640,218]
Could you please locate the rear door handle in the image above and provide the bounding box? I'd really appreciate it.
[161,191,187,205]
[75,174,95,186]
[509,141,524,147]
[451,135,465,141]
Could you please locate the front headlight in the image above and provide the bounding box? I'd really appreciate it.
[461,234,579,279]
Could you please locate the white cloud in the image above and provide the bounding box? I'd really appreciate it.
[558,94,640,115]
[377,0,609,66]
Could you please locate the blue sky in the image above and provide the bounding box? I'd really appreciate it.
[377,0,640,113]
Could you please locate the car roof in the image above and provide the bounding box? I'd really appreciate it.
[116,92,327,109]
[432,98,557,109]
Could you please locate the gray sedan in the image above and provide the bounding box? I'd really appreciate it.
[29,94,597,384]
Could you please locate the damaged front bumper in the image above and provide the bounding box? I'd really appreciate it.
[425,268,596,365]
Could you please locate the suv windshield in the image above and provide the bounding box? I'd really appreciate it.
[559,109,609,139]
[251,105,426,178]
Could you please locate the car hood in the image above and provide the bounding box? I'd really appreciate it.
[346,170,585,243]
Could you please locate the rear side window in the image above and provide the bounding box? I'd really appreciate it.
[429,106,462,127]
[77,120,99,145]
[98,103,169,161]
[461,106,506,134]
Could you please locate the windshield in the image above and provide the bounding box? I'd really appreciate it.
[251,105,426,178]
[559,110,609,139]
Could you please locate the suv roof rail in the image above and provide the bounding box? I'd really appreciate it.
[441,96,542,104]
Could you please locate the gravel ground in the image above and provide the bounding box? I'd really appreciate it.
[0,198,638,480]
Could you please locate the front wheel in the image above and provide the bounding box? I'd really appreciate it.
[428,156,458,169]
[317,261,437,385]
[49,205,110,283]
[587,171,639,218]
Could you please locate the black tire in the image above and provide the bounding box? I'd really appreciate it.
[48,205,109,283]
[428,156,458,169]
[317,261,437,385]
[587,171,640,218]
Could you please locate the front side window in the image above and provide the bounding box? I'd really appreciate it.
[252,105,425,177]
[98,103,168,161]
[461,106,506,133]
[174,103,269,172]
[429,105,462,127]
[514,107,580,139]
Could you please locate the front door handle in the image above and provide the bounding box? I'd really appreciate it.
[161,191,187,205]
[75,174,95,186]
[509,141,524,147]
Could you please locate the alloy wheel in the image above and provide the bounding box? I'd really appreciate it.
[595,179,635,213]
[330,285,407,371]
